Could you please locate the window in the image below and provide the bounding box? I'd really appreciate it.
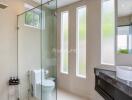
[117,26,131,54]
[76,6,86,78]
[61,11,69,74]
[25,4,41,28]
[101,0,115,65]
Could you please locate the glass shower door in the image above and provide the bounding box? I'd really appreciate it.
[17,0,57,100]
[18,5,42,100]
[41,1,57,100]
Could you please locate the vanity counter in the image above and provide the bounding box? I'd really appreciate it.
[95,68,132,100]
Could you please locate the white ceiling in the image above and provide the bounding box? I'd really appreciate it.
[42,0,80,8]
[57,0,80,8]
[118,0,132,17]
[27,0,80,8]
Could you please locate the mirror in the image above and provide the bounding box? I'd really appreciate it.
[117,0,132,54]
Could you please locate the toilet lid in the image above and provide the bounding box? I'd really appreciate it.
[41,80,55,87]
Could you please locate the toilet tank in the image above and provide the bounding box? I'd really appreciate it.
[32,69,45,84]
[30,69,45,97]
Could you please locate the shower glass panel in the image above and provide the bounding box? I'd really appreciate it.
[41,1,57,100]
[17,0,57,100]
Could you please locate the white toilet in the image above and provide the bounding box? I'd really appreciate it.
[31,69,55,100]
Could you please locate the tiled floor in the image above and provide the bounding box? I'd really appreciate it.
[57,89,88,100]
[31,89,88,100]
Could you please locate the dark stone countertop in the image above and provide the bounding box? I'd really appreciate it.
[94,68,132,98]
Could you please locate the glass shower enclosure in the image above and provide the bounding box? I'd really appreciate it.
[17,0,57,100]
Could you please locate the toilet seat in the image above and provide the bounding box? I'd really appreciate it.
[42,80,55,87]
[37,80,55,87]
[31,69,55,99]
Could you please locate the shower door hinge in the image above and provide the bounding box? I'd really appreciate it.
[17,27,19,30]
[54,11,57,16]
[52,11,57,17]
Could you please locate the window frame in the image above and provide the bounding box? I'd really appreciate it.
[101,0,115,65]
[60,11,69,74]
[117,25,131,54]
[24,5,41,29]
[76,6,87,78]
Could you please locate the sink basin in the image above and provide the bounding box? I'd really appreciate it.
[116,66,132,81]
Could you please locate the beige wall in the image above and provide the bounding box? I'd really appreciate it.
[57,0,104,100]
[0,0,24,100]
[118,15,132,26]
[0,0,41,99]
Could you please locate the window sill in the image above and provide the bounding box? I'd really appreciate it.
[60,72,69,75]
[24,24,40,29]
[76,74,86,79]
[101,63,115,66]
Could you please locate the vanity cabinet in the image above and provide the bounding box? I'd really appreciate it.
[114,89,132,100]
[95,69,132,100]
[95,76,115,100]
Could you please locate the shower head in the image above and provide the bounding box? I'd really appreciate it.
[0,3,8,9]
